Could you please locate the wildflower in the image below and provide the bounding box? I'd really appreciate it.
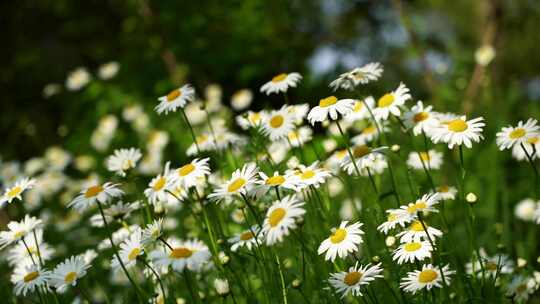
[106,148,142,177]
[307,96,354,125]
[7,229,54,267]
[90,201,141,227]
[111,229,143,271]
[98,61,120,80]
[11,264,51,296]
[262,107,296,141]
[496,119,540,150]
[236,111,266,130]
[400,264,454,294]
[351,122,388,145]
[328,263,384,298]
[50,255,91,292]
[173,158,211,188]
[141,218,164,247]
[402,101,439,136]
[340,145,387,175]
[396,221,443,243]
[260,73,302,95]
[318,221,364,262]
[466,192,477,204]
[289,162,331,189]
[512,135,540,161]
[228,226,260,251]
[505,275,537,302]
[231,89,253,111]
[377,209,411,234]
[65,67,91,91]
[393,241,433,264]
[287,104,310,124]
[430,116,485,149]
[399,193,441,221]
[434,185,457,200]
[261,195,305,245]
[144,163,176,205]
[466,250,514,278]
[68,182,124,212]
[150,238,211,272]
[0,215,43,249]
[406,150,443,170]
[286,127,313,147]
[257,171,298,192]
[344,97,375,122]
[0,177,36,207]
[329,63,383,91]
[155,84,195,115]
[208,163,258,202]
[373,82,412,120]
[214,278,230,296]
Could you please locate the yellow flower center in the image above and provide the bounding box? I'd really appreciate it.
[64,271,77,284]
[438,185,449,193]
[85,185,103,198]
[330,228,347,244]
[353,101,363,112]
[196,135,208,144]
[240,231,255,241]
[287,131,298,141]
[418,269,438,283]
[14,230,26,239]
[272,73,288,83]
[447,119,468,132]
[301,170,315,180]
[527,136,539,144]
[178,164,195,177]
[170,247,193,259]
[404,242,422,252]
[122,159,134,171]
[343,271,362,286]
[268,208,286,227]
[388,214,398,222]
[362,125,376,135]
[23,271,39,283]
[407,201,427,214]
[7,186,22,198]
[266,175,285,186]
[227,178,246,193]
[336,150,348,159]
[166,89,181,102]
[377,93,394,108]
[319,96,338,108]
[128,248,141,261]
[419,152,431,161]
[353,145,371,158]
[485,262,498,271]
[414,112,429,123]
[248,112,261,124]
[509,128,526,139]
[410,221,425,232]
[269,115,284,128]
[153,177,166,191]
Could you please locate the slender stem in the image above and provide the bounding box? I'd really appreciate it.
[335,120,362,177]
[180,108,200,154]
[275,254,288,304]
[21,238,38,266]
[140,258,166,304]
[32,230,44,266]
[521,143,538,199]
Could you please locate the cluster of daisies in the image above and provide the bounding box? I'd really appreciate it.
[0,61,539,303]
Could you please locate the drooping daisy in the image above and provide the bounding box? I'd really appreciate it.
[228,226,261,252]
[208,163,258,202]
[377,209,412,234]
[260,72,302,95]
[496,119,540,150]
[326,149,349,172]
[393,240,433,264]
[286,126,313,147]
[144,163,176,205]
[106,148,142,177]
[90,200,141,227]
[402,101,439,136]
[430,116,485,149]
[505,275,537,302]
[400,264,454,294]
[318,221,364,262]
[50,255,91,292]
[262,107,296,141]
[261,195,306,245]
[344,97,375,122]
[112,229,143,271]
[257,171,298,192]
[289,162,331,189]
[0,177,36,207]
[511,135,540,161]
[0,215,43,249]
[141,218,164,247]
[406,150,443,170]
[174,158,211,188]
[396,221,443,243]
[155,84,195,115]
[434,185,458,200]
[68,182,124,212]
[329,63,384,91]
[307,96,355,125]
[373,82,412,120]
[149,238,211,272]
[340,145,387,175]
[351,121,388,145]
[328,262,384,298]
[11,264,51,296]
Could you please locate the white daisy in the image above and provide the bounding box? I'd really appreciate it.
[287,103,310,124]
[7,229,54,267]
[111,229,143,272]
[288,162,331,189]
[144,163,176,205]
[141,218,164,247]
[173,158,211,188]
[329,63,383,91]
[377,209,412,234]
[65,67,91,91]
[68,182,123,212]
[149,238,211,272]
[257,171,298,192]
[228,226,261,252]
[208,163,258,202]
[466,250,514,278]
[328,263,384,298]
[318,221,364,262]
[406,150,443,170]
[260,73,302,95]
[307,96,355,125]
[344,97,375,122]
[511,135,540,161]
[340,145,387,175]
[89,200,141,227]
[11,264,51,296]
[155,84,195,115]
[50,255,91,292]
[399,193,441,221]
[402,101,439,136]
[236,111,266,130]
[400,264,454,294]
[505,275,537,302]
[514,198,538,222]
[286,126,313,147]
[430,116,485,149]
[351,121,389,145]
[0,215,43,249]
[497,118,540,151]
[373,82,412,120]
[106,148,142,177]
[396,221,443,243]
[262,107,296,141]
[261,195,306,245]
[434,185,458,200]
[230,89,253,111]
[393,240,433,264]
[0,177,36,207]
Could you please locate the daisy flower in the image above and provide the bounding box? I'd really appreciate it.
[208,163,258,202]
[174,158,211,188]
[329,63,383,91]
[328,263,384,298]
[257,171,298,192]
[287,126,313,147]
[340,145,387,175]
[307,96,354,125]
[351,121,388,145]
[230,89,253,111]
[402,101,439,136]
[144,163,176,205]
[0,215,43,249]
[90,200,141,227]
[187,133,215,156]
[406,150,443,170]
[373,82,412,120]
[50,255,91,292]
[400,193,441,220]
[289,162,331,189]
[466,250,514,278]
[7,229,54,267]
[111,229,143,271]
[287,103,310,124]
[65,67,91,91]
[400,264,454,294]
[149,238,211,272]
[344,97,375,122]
[434,185,458,200]
[377,209,412,234]
[396,221,443,243]
[260,72,302,95]
[514,198,538,222]
[141,218,164,247]
[393,240,433,264]
[262,107,296,141]
[155,84,195,115]
[236,111,265,130]
[0,177,36,207]
[11,264,51,296]
[261,195,306,245]
[430,116,485,149]
[228,226,261,252]
[318,221,364,262]
[106,148,142,177]
[496,119,540,150]
[326,149,349,172]
[511,135,540,161]
[68,182,124,212]
[505,275,537,302]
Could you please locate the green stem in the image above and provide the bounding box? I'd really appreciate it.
[335,120,362,177]
[180,107,200,154]
[275,254,288,304]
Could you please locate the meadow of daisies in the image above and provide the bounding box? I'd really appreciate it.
[1,63,540,304]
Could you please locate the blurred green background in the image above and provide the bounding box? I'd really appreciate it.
[2,0,540,160]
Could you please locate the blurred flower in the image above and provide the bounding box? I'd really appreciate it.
[65,67,91,91]
[475,45,496,67]
[42,83,61,98]
[155,84,195,115]
[231,89,253,111]
[106,148,142,177]
[260,73,302,95]
[50,255,91,292]
[329,62,383,91]
[98,61,120,80]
